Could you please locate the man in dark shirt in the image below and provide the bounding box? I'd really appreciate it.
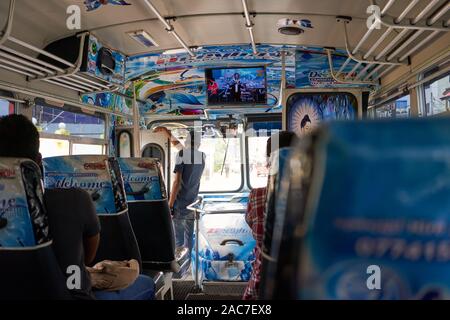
[0,115,154,300]
[154,127,205,256]
[0,115,100,299]
[170,131,205,254]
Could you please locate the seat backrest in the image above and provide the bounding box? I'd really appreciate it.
[285,118,450,300]
[118,158,175,268]
[259,147,298,299]
[43,155,141,266]
[0,158,70,299]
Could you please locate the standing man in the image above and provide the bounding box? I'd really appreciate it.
[154,127,206,259]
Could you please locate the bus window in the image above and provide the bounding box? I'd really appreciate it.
[33,102,105,139]
[39,138,70,158]
[248,135,271,189]
[0,92,15,116]
[375,95,410,119]
[168,128,242,193]
[118,131,132,158]
[142,143,164,163]
[199,135,242,192]
[72,144,104,155]
[246,118,281,189]
[33,100,107,158]
[422,72,450,116]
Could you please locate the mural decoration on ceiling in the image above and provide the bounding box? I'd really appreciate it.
[79,45,369,119]
[84,0,131,12]
[286,92,357,137]
[295,48,372,88]
[127,45,296,116]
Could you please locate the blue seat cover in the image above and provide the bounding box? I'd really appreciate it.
[295,118,450,300]
[117,158,166,201]
[0,158,50,248]
[43,155,127,215]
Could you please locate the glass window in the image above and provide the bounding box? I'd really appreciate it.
[40,138,70,158]
[119,131,132,158]
[248,136,270,188]
[375,95,410,118]
[246,118,281,188]
[199,136,242,192]
[72,144,104,155]
[33,103,105,139]
[0,97,14,117]
[423,72,450,116]
[168,129,242,193]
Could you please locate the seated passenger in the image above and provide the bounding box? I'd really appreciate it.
[243,131,295,300]
[0,115,154,300]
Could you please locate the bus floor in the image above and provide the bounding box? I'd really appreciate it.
[172,268,247,300]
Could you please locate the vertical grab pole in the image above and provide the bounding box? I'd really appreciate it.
[194,208,200,290]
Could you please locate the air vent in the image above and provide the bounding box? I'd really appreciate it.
[127,30,158,48]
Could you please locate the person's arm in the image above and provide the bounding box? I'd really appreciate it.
[153,126,183,149]
[169,171,182,210]
[79,189,101,266]
[84,234,100,266]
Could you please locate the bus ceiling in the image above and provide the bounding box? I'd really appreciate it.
[0,0,448,113]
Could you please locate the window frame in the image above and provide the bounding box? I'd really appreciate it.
[117,130,134,158]
[244,113,282,190]
[0,90,17,116]
[34,99,108,157]
[419,69,450,117]
[148,119,245,194]
[372,92,411,119]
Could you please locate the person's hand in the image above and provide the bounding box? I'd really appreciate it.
[153,126,170,135]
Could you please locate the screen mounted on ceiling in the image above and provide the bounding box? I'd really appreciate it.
[205,66,267,106]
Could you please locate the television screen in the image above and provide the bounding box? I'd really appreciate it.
[206,66,267,106]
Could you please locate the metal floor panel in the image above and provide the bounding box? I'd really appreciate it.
[173,280,247,300]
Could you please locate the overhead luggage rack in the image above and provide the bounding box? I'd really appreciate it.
[0,0,123,95]
[329,0,449,85]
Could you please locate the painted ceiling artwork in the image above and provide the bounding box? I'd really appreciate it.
[84,0,131,12]
[295,47,370,88]
[79,44,371,118]
[127,45,297,116]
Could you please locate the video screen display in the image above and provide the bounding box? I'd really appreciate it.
[206,66,267,106]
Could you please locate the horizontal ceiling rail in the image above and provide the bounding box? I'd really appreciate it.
[143,0,194,57]
[0,80,134,120]
[340,0,449,82]
[325,48,376,86]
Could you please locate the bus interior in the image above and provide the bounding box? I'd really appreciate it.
[0,0,449,301]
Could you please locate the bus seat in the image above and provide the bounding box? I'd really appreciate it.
[42,155,142,267]
[118,158,186,271]
[282,118,450,299]
[259,147,296,299]
[0,158,70,299]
